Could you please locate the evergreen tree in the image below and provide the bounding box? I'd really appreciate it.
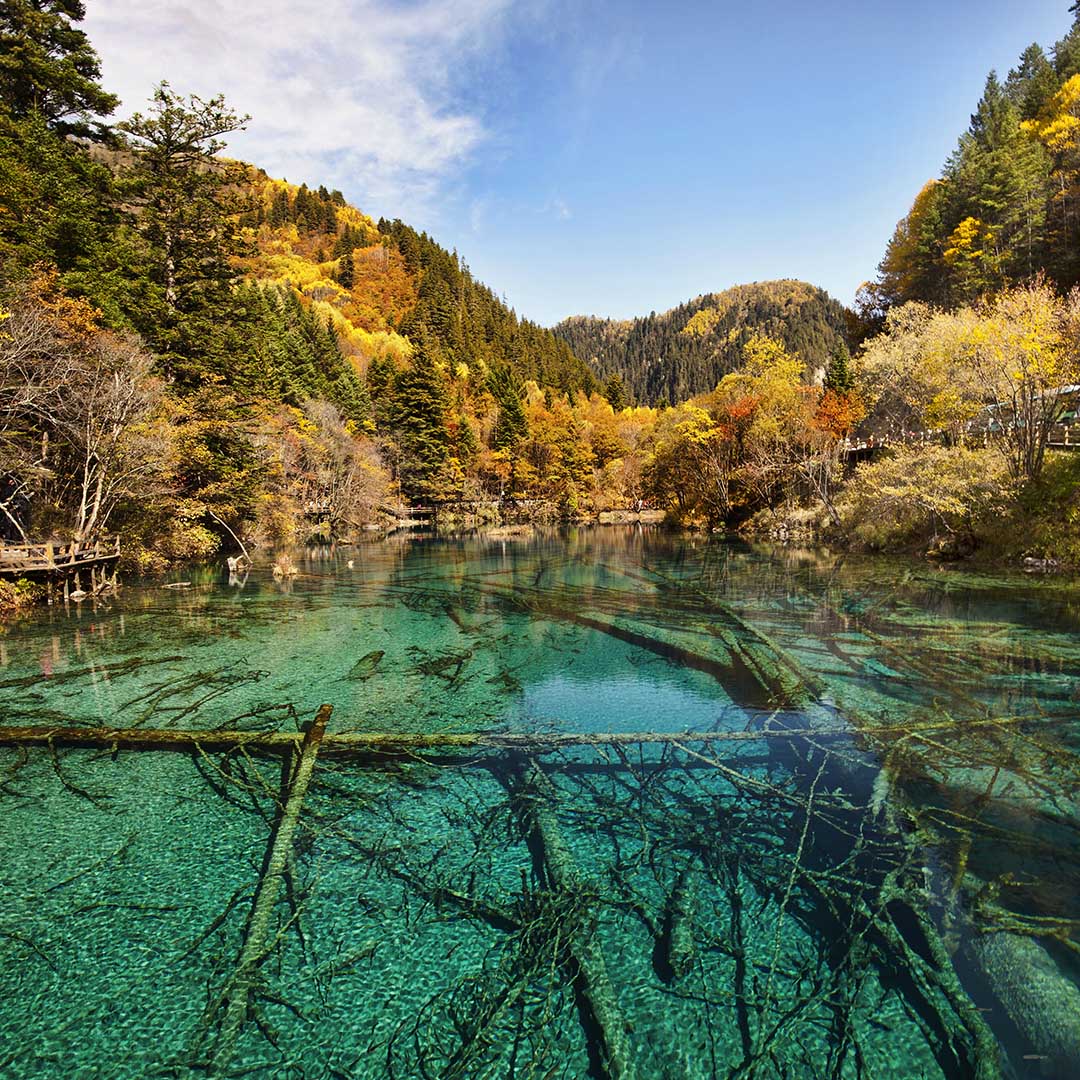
[1008,44,1059,120]
[0,108,119,279]
[823,342,855,395]
[489,364,527,448]
[268,188,290,227]
[391,334,451,499]
[337,252,354,289]
[366,355,397,428]
[603,371,627,410]
[117,83,251,380]
[455,413,479,463]
[0,0,118,134]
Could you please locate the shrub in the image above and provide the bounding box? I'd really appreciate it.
[837,446,1012,551]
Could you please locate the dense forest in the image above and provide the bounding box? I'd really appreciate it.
[4,1,1080,613]
[0,0,622,585]
[554,281,851,406]
[867,5,1080,314]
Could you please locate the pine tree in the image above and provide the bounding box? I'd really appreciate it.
[0,0,118,134]
[823,343,855,395]
[1008,44,1059,120]
[489,364,528,449]
[603,371,627,411]
[455,413,479,462]
[366,355,397,428]
[269,188,290,228]
[337,252,354,289]
[391,334,451,499]
[118,83,252,381]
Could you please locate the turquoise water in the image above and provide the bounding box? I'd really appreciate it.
[0,528,1078,1078]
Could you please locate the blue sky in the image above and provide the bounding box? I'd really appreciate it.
[86,0,1074,324]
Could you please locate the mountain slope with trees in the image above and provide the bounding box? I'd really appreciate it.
[554,280,851,406]
[865,5,1080,314]
[1,0,628,582]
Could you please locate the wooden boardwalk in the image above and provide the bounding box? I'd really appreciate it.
[0,535,120,578]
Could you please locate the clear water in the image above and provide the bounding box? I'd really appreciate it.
[0,528,1078,1079]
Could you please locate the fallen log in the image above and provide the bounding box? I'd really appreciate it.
[664,865,697,982]
[0,714,1042,757]
[461,577,812,706]
[511,755,636,1080]
[619,563,826,701]
[204,703,331,1072]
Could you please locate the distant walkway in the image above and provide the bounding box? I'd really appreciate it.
[842,423,1080,457]
[0,536,120,577]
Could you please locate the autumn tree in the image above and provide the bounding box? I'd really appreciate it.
[968,280,1080,480]
[0,273,171,544]
[291,400,390,532]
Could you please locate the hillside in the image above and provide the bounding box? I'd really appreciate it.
[240,172,594,397]
[871,13,1080,310]
[553,281,850,405]
[0,30,625,560]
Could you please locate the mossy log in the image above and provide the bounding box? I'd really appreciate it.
[0,715,1032,757]
[471,578,817,706]
[969,930,1080,1077]
[512,755,636,1080]
[665,866,697,982]
[206,703,331,1072]
[616,565,826,701]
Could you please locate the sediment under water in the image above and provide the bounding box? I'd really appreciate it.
[0,527,1077,1079]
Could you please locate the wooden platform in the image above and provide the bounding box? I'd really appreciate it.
[0,536,120,578]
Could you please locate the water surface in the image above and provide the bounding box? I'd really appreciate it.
[0,528,1077,1078]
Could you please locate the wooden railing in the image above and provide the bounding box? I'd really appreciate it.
[0,535,120,573]
[1047,424,1080,448]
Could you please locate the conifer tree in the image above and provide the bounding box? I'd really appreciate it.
[0,0,118,134]
[269,188,290,227]
[823,342,855,395]
[390,334,451,498]
[604,371,627,411]
[489,364,528,448]
[118,83,251,379]
[337,252,354,289]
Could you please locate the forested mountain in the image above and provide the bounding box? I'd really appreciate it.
[1,1,621,566]
[554,281,850,406]
[869,7,1080,312]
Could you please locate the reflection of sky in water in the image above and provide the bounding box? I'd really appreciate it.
[518,667,728,733]
[0,531,1079,1078]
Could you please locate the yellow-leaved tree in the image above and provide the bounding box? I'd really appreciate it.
[1021,74,1080,255]
[967,280,1080,480]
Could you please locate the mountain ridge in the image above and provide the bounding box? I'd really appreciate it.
[553,279,851,405]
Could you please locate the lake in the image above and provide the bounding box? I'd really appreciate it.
[0,527,1077,1079]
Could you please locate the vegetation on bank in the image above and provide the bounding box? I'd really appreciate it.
[4,1,1080,591]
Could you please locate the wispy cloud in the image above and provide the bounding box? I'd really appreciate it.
[548,196,571,220]
[84,0,521,218]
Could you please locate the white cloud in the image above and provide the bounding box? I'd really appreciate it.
[83,0,520,218]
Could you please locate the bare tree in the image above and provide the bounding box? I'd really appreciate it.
[0,277,172,544]
[48,334,171,545]
[298,400,390,530]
